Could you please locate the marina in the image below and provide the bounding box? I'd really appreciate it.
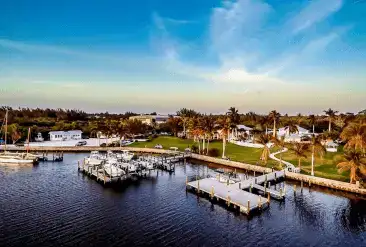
[77,151,188,184]
[1,153,365,247]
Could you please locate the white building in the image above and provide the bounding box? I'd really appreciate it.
[49,130,83,141]
[278,125,310,137]
[129,115,172,125]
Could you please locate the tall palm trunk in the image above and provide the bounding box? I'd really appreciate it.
[350,167,356,184]
[207,138,210,153]
[202,137,206,154]
[311,146,315,176]
[273,119,276,137]
[222,136,226,158]
[313,124,315,134]
[298,159,301,171]
[328,118,332,132]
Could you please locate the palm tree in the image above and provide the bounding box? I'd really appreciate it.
[289,142,310,171]
[340,122,366,152]
[337,150,366,184]
[310,135,326,176]
[227,107,240,140]
[216,116,231,158]
[272,136,286,168]
[268,110,281,137]
[256,134,271,166]
[324,108,339,132]
[259,116,270,135]
[176,108,197,137]
[285,119,298,135]
[308,114,316,134]
[202,115,215,154]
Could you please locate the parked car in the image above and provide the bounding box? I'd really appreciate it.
[75,141,87,146]
[154,144,163,149]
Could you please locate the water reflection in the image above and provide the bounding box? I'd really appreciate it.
[0,154,365,247]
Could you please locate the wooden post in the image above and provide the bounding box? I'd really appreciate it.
[264,183,267,194]
[239,182,241,189]
[258,197,262,209]
[267,192,270,204]
[197,179,200,194]
[294,184,296,193]
[186,176,188,186]
[247,200,250,215]
[210,186,214,199]
[280,188,283,197]
[268,182,271,188]
[301,181,303,191]
[265,174,267,183]
[284,186,286,194]
[78,160,80,170]
[103,168,106,185]
[254,171,256,177]
[309,179,311,187]
[227,196,231,207]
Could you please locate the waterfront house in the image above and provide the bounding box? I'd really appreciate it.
[129,114,172,125]
[49,130,83,141]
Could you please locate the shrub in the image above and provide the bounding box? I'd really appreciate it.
[100,143,106,147]
[207,148,220,157]
[191,144,199,153]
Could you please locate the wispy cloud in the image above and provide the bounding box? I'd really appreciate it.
[289,0,343,34]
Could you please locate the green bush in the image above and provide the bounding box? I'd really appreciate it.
[191,144,199,153]
[207,148,220,157]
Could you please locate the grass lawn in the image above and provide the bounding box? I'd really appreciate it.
[129,136,278,168]
[280,146,349,182]
[130,136,350,183]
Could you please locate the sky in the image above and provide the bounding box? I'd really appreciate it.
[1,0,366,115]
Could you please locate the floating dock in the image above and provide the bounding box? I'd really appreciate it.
[187,178,269,215]
[187,170,286,215]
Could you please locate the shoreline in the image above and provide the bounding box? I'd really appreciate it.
[2,146,365,195]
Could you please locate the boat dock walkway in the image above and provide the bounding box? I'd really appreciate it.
[187,178,269,215]
[187,170,286,215]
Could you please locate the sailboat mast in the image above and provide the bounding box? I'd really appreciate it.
[4,110,8,152]
[27,127,31,154]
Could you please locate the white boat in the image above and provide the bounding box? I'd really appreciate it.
[86,151,105,165]
[138,160,154,170]
[118,150,134,162]
[103,160,125,177]
[0,111,35,164]
[0,154,34,164]
[34,132,44,142]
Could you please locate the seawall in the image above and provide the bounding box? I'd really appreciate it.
[2,146,365,195]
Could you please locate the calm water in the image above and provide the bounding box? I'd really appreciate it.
[1,154,366,247]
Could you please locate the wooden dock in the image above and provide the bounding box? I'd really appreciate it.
[187,178,269,215]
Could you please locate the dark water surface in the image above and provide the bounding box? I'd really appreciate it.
[1,154,366,247]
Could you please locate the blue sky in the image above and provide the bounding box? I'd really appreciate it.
[1,0,365,114]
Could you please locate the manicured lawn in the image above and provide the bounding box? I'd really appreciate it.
[280,147,349,182]
[129,136,278,168]
[130,136,350,183]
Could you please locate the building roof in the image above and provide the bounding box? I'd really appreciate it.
[49,131,64,135]
[67,130,82,134]
[49,130,82,135]
[236,125,253,131]
[278,125,309,133]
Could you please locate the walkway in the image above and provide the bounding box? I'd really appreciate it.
[269,148,300,173]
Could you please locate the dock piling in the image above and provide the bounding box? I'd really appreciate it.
[210,186,214,199]
[247,200,250,215]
